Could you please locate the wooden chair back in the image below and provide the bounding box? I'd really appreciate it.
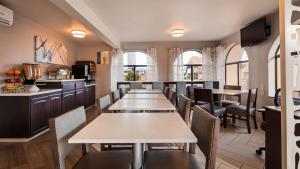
[112,89,121,103]
[192,106,220,169]
[97,95,112,114]
[168,89,176,105]
[163,87,170,97]
[194,88,215,115]
[177,94,191,125]
[246,88,258,113]
[49,106,87,169]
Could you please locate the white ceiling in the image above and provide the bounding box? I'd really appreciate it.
[81,0,278,42]
[0,0,104,45]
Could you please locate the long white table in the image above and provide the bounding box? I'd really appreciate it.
[128,89,162,94]
[109,98,176,111]
[68,113,197,169]
[122,93,167,100]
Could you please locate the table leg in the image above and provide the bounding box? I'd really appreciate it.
[133,143,143,169]
[189,143,196,154]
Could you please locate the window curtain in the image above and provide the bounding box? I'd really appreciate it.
[202,47,215,81]
[169,48,184,81]
[146,48,158,81]
[215,45,226,88]
[110,49,124,91]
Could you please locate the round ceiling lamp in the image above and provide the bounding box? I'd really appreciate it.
[170,29,184,37]
[72,30,86,38]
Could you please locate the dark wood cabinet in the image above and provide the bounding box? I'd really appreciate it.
[76,89,85,107]
[31,96,50,135]
[84,85,95,108]
[49,93,62,118]
[62,91,76,113]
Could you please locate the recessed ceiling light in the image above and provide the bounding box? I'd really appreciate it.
[72,30,86,38]
[170,29,184,37]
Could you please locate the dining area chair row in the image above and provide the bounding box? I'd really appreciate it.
[49,105,220,169]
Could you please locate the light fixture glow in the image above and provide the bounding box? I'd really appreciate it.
[72,30,86,38]
[171,29,184,37]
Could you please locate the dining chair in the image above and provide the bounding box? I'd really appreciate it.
[49,106,132,169]
[148,94,192,150]
[194,88,226,119]
[221,85,242,107]
[130,82,143,89]
[152,82,164,91]
[163,86,170,97]
[224,88,258,134]
[111,89,121,103]
[97,95,112,114]
[144,106,220,169]
[120,87,128,98]
[168,89,176,105]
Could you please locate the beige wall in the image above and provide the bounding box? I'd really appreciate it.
[221,11,279,107]
[121,41,220,81]
[0,12,79,81]
[77,44,112,99]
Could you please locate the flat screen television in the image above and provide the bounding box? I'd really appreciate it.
[240,18,270,47]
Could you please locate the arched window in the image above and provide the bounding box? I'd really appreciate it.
[225,44,249,90]
[176,50,203,81]
[123,51,148,81]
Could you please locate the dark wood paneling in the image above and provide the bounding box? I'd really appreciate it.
[0,97,30,138]
[75,81,85,90]
[265,107,281,169]
[48,93,62,118]
[75,89,85,107]
[62,82,75,92]
[31,96,49,136]
[62,91,76,112]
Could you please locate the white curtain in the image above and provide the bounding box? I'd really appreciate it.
[216,45,226,88]
[169,48,184,81]
[110,49,124,91]
[202,47,214,81]
[146,48,158,81]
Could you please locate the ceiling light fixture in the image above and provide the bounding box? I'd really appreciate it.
[170,29,184,37]
[72,30,86,38]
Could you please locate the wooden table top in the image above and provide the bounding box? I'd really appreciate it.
[122,93,167,100]
[68,113,197,144]
[109,98,176,111]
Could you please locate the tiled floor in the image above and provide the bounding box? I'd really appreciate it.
[0,106,265,169]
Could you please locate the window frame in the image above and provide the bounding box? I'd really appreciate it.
[225,43,249,86]
[181,50,203,81]
[123,50,148,81]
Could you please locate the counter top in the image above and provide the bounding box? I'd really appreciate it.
[0,89,62,96]
[36,79,85,83]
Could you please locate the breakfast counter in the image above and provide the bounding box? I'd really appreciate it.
[0,89,62,96]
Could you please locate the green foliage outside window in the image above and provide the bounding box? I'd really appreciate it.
[124,69,141,81]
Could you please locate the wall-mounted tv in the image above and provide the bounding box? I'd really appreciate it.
[240,18,270,47]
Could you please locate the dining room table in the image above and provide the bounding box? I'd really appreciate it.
[212,89,246,106]
[122,93,167,100]
[128,89,162,94]
[109,98,176,111]
[68,113,197,169]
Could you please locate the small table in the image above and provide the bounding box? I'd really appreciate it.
[123,93,167,100]
[212,89,246,106]
[128,89,162,94]
[109,98,176,111]
[68,113,197,169]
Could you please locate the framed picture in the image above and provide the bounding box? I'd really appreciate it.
[34,36,68,65]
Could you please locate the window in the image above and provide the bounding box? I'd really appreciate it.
[180,51,203,81]
[225,44,249,90]
[123,51,148,81]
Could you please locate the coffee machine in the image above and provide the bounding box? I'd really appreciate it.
[72,61,96,83]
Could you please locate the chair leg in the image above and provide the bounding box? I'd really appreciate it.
[232,115,236,124]
[224,113,227,128]
[246,116,251,134]
[253,115,258,129]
